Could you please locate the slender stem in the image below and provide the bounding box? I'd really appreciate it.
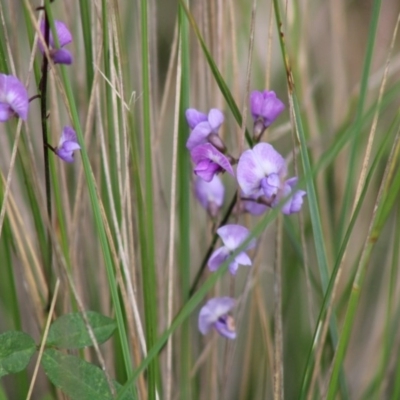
[39,8,53,306]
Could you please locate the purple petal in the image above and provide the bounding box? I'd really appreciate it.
[40,20,72,50]
[280,178,306,214]
[194,175,225,212]
[186,121,212,150]
[198,297,236,336]
[208,246,230,272]
[194,160,220,182]
[56,126,80,163]
[252,143,287,177]
[56,148,75,163]
[214,315,237,339]
[217,224,256,251]
[59,126,78,146]
[237,148,266,195]
[53,20,72,47]
[229,252,252,274]
[0,74,29,120]
[259,91,285,127]
[191,143,234,176]
[260,174,281,200]
[250,90,264,120]
[185,108,207,129]
[52,48,73,65]
[0,103,14,122]
[207,109,224,132]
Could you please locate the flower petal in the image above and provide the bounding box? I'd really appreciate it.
[191,143,234,176]
[185,108,208,129]
[214,315,236,339]
[237,148,266,195]
[250,90,264,120]
[217,224,255,251]
[194,160,219,182]
[186,121,212,150]
[261,174,280,200]
[54,20,72,47]
[0,74,29,120]
[260,91,285,127]
[252,142,287,177]
[198,297,236,335]
[59,126,78,146]
[194,175,225,211]
[52,48,73,65]
[208,246,230,272]
[0,103,14,122]
[207,108,224,132]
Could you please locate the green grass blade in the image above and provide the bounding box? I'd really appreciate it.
[140,0,158,397]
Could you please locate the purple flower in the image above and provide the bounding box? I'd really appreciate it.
[0,74,29,122]
[190,143,234,182]
[250,90,285,139]
[186,108,225,151]
[194,175,225,218]
[208,224,256,275]
[55,126,80,163]
[39,20,73,65]
[198,297,236,339]
[237,142,306,214]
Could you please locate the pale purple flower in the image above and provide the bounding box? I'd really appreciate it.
[194,175,224,218]
[55,126,80,163]
[186,108,225,151]
[190,143,234,182]
[237,142,306,214]
[0,74,29,122]
[198,297,236,339]
[250,90,285,139]
[208,224,256,275]
[39,20,73,65]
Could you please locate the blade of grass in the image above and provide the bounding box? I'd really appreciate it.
[178,2,192,398]
[140,0,159,397]
[337,0,382,242]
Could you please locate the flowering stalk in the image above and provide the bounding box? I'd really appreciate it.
[39,8,53,306]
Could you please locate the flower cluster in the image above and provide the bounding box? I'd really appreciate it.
[187,91,306,340]
[0,19,80,163]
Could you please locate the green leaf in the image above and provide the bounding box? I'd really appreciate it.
[46,312,116,349]
[41,349,135,400]
[0,331,36,378]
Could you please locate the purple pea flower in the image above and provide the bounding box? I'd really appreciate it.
[237,142,306,214]
[186,108,226,152]
[198,297,236,339]
[194,175,225,218]
[39,20,73,65]
[208,224,256,275]
[55,126,80,163]
[190,143,234,182]
[250,90,285,140]
[0,74,29,122]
